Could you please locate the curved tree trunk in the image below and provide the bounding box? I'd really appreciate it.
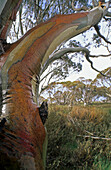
[0,5,104,170]
[0,0,22,116]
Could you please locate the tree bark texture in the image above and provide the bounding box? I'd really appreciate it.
[0,6,104,169]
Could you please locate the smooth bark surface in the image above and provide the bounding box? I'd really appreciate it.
[0,2,109,169]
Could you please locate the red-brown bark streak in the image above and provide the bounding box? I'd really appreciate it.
[1,12,89,169]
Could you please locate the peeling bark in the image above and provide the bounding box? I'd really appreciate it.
[0,3,109,170]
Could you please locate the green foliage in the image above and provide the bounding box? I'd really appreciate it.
[46,104,111,170]
[42,68,111,105]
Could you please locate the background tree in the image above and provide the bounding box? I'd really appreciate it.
[42,67,111,105]
[92,67,111,102]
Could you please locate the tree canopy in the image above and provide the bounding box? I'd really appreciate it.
[41,67,111,105]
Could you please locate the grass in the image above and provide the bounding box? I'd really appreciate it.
[46,103,111,170]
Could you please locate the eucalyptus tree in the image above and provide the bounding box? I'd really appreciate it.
[1,0,111,100]
[0,0,111,169]
[92,67,111,100]
[8,0,111,94]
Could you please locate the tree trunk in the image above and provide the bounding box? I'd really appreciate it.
[0,5,105,169]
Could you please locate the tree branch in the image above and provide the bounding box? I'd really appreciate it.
[41,47,89,75]
[92,0,98,7]
[94,24,111,44]
[41,47,110,78]
[106,93,111,97]
[71,0,89,11]
[77,135,111,141]
[85,51,110,77]
[40,66,61,82]
[90,54,111,58]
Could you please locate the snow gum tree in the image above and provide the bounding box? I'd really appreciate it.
[0,0,111,169]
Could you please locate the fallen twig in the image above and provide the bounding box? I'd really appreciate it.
[77,135,111,141]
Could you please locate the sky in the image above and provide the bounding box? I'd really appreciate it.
[66,57,111,81]
[66,47,111,81]
[65,20,111,82]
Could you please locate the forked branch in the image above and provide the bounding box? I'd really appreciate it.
[72,0,89,11]
[41,47,110,78]
[94,25,111,44]
[77,135,111,141]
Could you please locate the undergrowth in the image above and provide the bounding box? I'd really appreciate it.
[46,104,111,170]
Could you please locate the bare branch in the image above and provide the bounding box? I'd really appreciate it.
[77,135,111,141]
[72,0,89,11]
[90,54,111,58]
[41,47,110,78]
[94,25,111,45]
[85,51,110,77]
[106,93,111,97]
[41,47,89,75]
[40,66,61,82]
[92,0,98,7]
